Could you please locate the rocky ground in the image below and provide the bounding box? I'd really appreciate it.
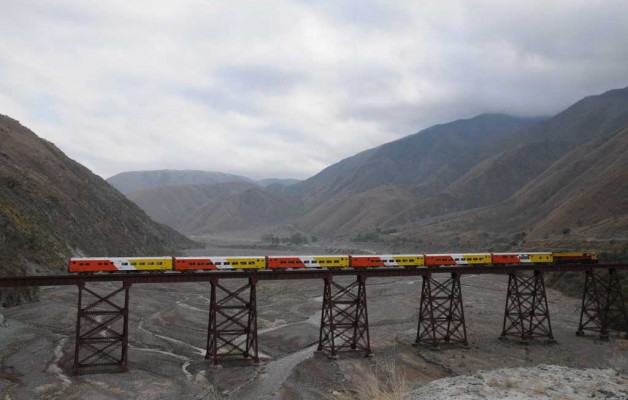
[409,365,628,399]
[0,240,627,399]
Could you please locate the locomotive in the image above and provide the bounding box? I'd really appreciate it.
[68,251,598,273]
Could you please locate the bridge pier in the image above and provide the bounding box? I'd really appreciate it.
[317,274,372,358]
[414,272,468,348]
[205,276,259,365]
[500,270,555,343]
[73,280,131,375]
[576,268,628,340]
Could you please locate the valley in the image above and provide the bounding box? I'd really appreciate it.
[0,238,626,399]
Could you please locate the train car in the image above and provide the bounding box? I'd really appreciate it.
[350,255,425,268]
[491,252,553,265]
[174,257,219,271]
[424,253,492,267]
[267,255,350,269]
[174,256,266,270]
[69,256,173,273]
[553,252,598,264]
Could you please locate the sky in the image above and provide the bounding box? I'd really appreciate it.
[1,1,627,180]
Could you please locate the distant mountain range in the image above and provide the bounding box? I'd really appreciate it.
[108,169,299,194]
[110,87,628,254]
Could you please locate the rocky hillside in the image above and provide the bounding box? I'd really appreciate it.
[292,114,544,206]
[127,181,259,230]
[294,87,628,246]
[0,114,196,305]
[179,186,304,235]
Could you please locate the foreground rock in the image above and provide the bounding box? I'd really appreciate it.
[410,365,628,400]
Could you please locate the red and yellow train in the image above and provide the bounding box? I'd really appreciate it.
[69,251,598,273]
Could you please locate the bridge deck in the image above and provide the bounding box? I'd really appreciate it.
[0,263,625,287]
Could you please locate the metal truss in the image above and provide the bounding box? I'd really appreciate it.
[500,271,554,343]
[73,281,131,375]
[205,277,259,365]
[414,272,468,348]
[317,274,372,358]
[576,268,628,340]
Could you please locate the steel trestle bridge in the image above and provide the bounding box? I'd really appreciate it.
[1,263,627,375]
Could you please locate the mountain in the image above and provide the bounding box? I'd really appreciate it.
[111,87,628,249]
[126,181,258,230]
[258,178,300,187]
[0,114,196,305]
[107,170,255,194]
[179,187,303,235]
[293,114,544,204]
[293,88,628,240]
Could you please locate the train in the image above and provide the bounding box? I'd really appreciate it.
[68,251,598,273]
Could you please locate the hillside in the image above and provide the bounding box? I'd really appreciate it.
[127,181,258,229]
[296,87,628,240]
[0,114,197,305]
[292,114,543,204]
[393,124,628,252]
[108,169,255,194]
[179,187,304,235]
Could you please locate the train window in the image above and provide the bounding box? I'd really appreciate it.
[304,260,310,264]
[148,262,154,265]
[140,262,145,265]
[334,260,339,263]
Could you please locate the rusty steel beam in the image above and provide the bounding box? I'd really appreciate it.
[576,268,628,340]
[73,281,131,375]
[414,272,468,348]
[317,274,372,358]
[500,271,555,343]
[205,277,259,365]
[1,264,627,287]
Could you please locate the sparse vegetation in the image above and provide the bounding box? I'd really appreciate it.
[261,232,310,245]
[351,228,398,243]
[329,358,408,400]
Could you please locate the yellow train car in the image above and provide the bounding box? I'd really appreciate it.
[425,253,492,267]
[211,257,266,270]
[553,252,598,264]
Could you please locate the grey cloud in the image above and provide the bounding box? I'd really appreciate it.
[215,65,305,94]
[0,0,627,180]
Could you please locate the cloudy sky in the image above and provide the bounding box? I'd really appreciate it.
[1,1,627,180]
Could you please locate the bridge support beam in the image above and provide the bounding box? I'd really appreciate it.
[500,271,554,343]
[205,277,259,365]
[73,280,131,375]
[317,274,372,358]
[414,272,468,348]
[576,268,628,340]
